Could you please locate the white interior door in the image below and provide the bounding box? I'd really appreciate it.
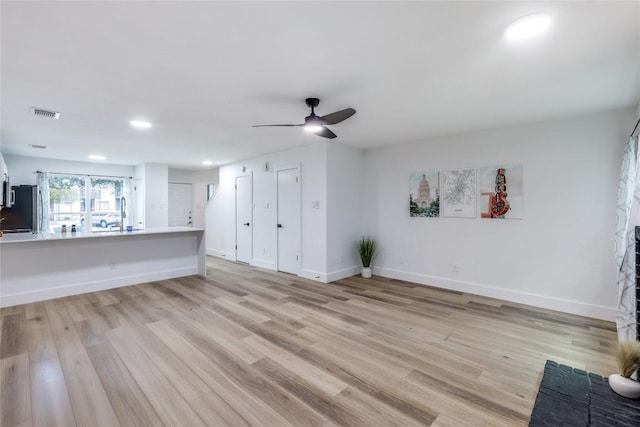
[168,182,193,226]
[277,167,300,275]
[235,175,252,264]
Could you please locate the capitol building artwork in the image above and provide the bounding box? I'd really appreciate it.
[409,171,439,217]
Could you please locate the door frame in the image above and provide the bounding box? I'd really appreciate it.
[275,163,302,274]
[235,172,253,263]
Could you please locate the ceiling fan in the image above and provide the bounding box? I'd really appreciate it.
[252,98,356,139]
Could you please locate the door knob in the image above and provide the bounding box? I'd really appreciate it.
[243,222,250,226]
[277,224,283,228]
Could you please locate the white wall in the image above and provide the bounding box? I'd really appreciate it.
[205,169,237,260]
[4,154,135,185]
[326,143,364,280]
[140,163,168,228]
[168,167,219,228]
[206,142,332,279]
[362,108,634,321]
[134,164,146,229]
[206,141,365,282]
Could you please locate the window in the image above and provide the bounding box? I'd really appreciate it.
[48,174,130,232]
[48,176,86,232]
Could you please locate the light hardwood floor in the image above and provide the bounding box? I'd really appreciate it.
[1,256,618,426]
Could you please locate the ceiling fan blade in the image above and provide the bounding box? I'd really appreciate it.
[252,124,303,127]
[320,108,356,125]
[316,127,337,139]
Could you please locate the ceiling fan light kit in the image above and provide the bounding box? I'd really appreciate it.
[304,117,323,133]
[304,125,323,133]
[253,97,356,139]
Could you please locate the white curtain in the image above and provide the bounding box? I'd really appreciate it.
[36,172,50,233]
[615,135,639,341]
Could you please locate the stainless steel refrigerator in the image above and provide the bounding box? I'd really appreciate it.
[0,185,38,233]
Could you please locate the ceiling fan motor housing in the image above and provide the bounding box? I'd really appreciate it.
[305,98,320,108]
[305,114,323,126]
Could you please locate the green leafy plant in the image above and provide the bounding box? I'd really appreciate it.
[615,341,640,378]
[357,237,377,268]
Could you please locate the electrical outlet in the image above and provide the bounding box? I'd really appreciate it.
[109,262,117,270]
[262,248,266,255]
[339,255,344,264]
[398,257,404,265]
[451,263,458,273]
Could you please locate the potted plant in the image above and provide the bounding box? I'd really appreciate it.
[609,340,640,399]
[357,237,377,278]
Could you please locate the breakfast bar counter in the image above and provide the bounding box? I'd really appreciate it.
[0,226,206,307]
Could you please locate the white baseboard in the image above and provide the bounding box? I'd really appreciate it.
[206,248,235,260]
[374,267,616,321]
[251,258,277,271]
[205,252,277,271]
[326,265,361,282]
[299,269,328,283]
[1,267,198,308]
[297,266,360,283]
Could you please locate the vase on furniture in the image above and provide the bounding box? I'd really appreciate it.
[609,374,640,399]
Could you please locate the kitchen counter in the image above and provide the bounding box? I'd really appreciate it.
[0,226,201,243]
[0,226,206,307]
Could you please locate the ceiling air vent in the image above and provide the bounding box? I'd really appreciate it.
[30,107,60,119]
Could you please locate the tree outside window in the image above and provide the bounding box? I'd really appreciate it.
[47,175,127,232]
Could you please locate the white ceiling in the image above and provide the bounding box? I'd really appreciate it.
[1,1,639,170]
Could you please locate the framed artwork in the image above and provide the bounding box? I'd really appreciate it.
[440,168,476,218]
[480,164,523,219]
[409,171,439,217]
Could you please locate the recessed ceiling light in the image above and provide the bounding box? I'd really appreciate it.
[29,144,48,150]
[202,160,213,166]
[505,13,551,40]
[130,120,152,129]
[88,155,106,160]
